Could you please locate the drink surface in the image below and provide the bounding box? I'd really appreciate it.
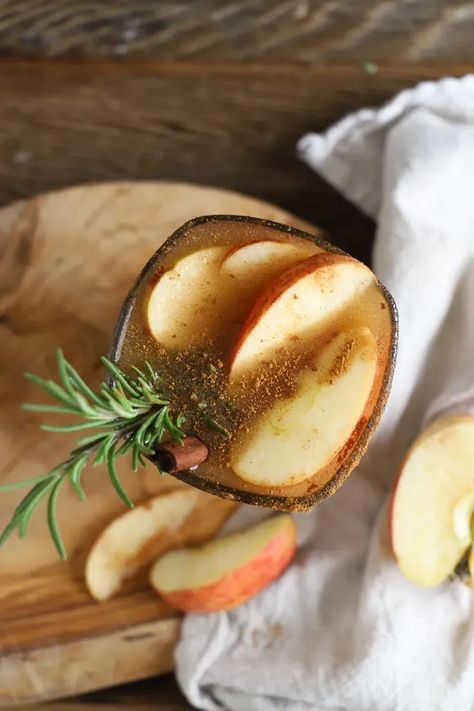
[113,217,394,507]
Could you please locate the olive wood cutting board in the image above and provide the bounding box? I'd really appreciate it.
[0,181,314,706]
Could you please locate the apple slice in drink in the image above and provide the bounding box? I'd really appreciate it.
[147,246,229,348]
[229,253,376,381]
[231,327,378,487]
[111,215,397,511]
[85,487,236,601]
[219,239,314,332]
[147,239,315,348]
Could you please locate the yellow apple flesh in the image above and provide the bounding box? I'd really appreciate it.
[231,327,378,487]
[85,487,235,601]
[147,240,316,349]
[146,246,229,348]
[219,239,314,333]
[150,514,296,612]
[221,239,313,283]
[125,216,397,510]
[229,253,376,380]
[390,415,474,587]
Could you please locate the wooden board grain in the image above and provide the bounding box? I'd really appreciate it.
[0,181,314,706]
[45,675,192,711]
[0,0,473,63]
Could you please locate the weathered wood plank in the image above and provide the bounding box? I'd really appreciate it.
[0,62,462,262]
[0,0,473,63]
[20,674,191,710]
[1,182,301,705]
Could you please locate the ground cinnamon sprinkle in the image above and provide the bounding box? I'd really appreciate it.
[326,337,355,382]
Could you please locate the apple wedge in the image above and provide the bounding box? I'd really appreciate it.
[468,548,474,586]
[219,239,314,332]
[221,239,313,284]
[229,253,376,380]
[147,246,229,348]
[231,326,378,487]
[150,514,296,612]
[112,215,397,510]
[389,415,474,587]
[85,487,236,601]
[147,240,314,348]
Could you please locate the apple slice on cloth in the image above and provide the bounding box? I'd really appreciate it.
[390,415,474,587]
[229,253,376,380]
[231,327,378,487]
[86,487,236,601]
[221,240,313,279]
[150,514,296,612]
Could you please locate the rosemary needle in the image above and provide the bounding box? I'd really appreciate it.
[0,349,226,559]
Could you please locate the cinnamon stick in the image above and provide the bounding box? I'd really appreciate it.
[151,436,209,473]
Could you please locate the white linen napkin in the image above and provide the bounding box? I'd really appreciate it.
[175,75,474,711]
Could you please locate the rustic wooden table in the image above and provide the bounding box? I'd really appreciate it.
[2,1,473,709]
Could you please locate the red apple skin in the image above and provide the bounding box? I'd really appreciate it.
[156,523,296,613]
[229,252,360,373]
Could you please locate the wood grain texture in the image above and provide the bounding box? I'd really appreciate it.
[0,0,473,63]
[17,675,191,710]
[0,62,467,266]
[0,182,314,705]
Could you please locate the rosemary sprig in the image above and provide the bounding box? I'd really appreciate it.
[202,414,231,439]
[0,350,190,560]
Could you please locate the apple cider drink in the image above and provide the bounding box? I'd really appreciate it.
[110,216,397,511]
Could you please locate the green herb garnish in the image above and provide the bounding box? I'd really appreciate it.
[0,350,223,559]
